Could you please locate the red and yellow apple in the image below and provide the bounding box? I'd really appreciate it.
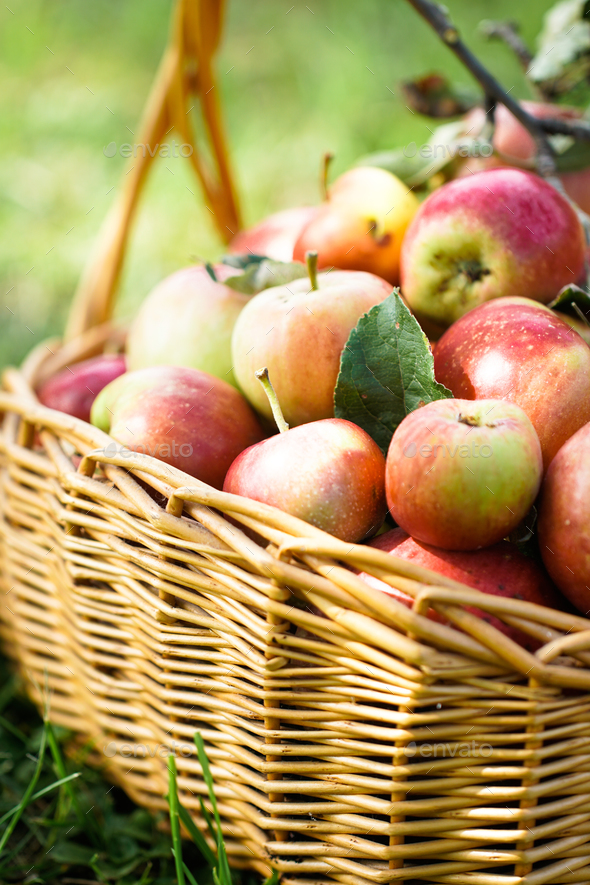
[224,417,386,542]
[358,528,565,651]
[293,166,419,284]
[385,398,543,551]
[400,168,586,327]
[538,422,590,613]
[433,297,590,470]
[231,256,392,426]
[91,366,265,489]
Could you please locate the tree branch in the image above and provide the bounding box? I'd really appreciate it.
[404,0,590,241]
[478,20,533,72]
[406,0,590,147]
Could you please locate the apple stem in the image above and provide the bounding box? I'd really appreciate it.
[321,151,334,200]
[305,251,319,291]
[255,367,289,433]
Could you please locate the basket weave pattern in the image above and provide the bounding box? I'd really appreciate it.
[4,1,590,880]
[3,337,590,885]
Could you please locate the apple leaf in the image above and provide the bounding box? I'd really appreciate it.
[357,121,486,187]
[552,136,590,172]
[221,253,268,270]
[221,257,308,295]
[528,0,590,105]
[549,282,590,321]
[334,291,453,455]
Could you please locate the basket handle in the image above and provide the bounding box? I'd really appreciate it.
[64,0,241,342]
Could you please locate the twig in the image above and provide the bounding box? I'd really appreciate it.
[479,20,533,71]
[404,0,558,175]
[408,1,590,145]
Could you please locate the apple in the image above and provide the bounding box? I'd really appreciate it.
[126,263,249,387]
[228,206,318,262]
[36,353,126,423]
[538,421,590,613]
[400,168,586,327]
[231,252,392,427]
[223,370,386,542]
[91,366,265,489]
[458,101,590,214]
[357,529,565,652]
[433,297,590,471]
[293,166,419,285]
[385,398,543,551]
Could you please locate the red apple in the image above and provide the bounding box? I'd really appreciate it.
[400,168,586,327]
[459,101,590,214]
[91,366,265,489]
[224,417,386,542]
[538,421,590,613]
[357,529,564,652]
[433,297,590,470]
[231,254,392,426]
[228,206,318,262]
[37,353,126,423]
[293,167,419,284]
[126,263,248,387]
[386,398,543,551]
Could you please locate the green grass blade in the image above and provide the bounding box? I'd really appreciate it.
[193,734,222,833]
[178,801,217,868]
[167,754,186,885]
[194,733,232,885]
[198,796,217,843]
[0,713,27,743]
[0,771,81,827]
[183,861,200,885]
[0,724,47,856]
[263,868,280,885]
[44,719,93,839]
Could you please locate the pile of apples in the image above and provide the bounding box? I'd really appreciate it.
[37,116,590,640]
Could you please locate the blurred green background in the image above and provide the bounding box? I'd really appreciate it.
[1,0,556,369]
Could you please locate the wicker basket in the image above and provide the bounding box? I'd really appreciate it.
[4,3,590,884]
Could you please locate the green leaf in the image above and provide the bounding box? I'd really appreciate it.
[221,253,268,270]
[552,136,590,171]
[528,0,590,104]
[334,291,453,455]
[549,282,590,319]
[357,121,478,187]
[223,259,307,295]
